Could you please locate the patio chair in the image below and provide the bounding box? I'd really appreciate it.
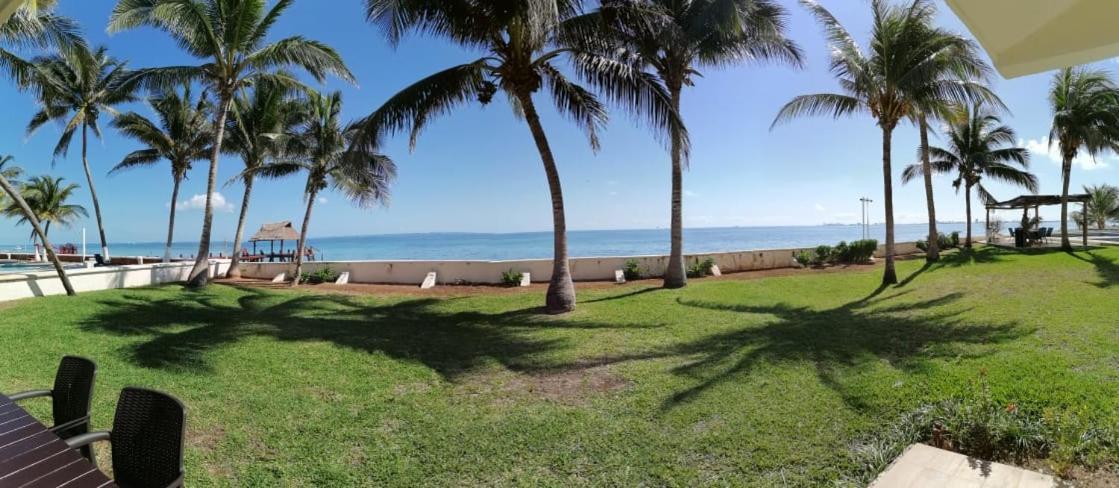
[7,356,97,461]
[94,254,108,267]
[65,387,186,488]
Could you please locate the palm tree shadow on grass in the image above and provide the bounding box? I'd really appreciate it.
[1065,250,1119,288]
[664,292,1030,412]
[80,285,664,378]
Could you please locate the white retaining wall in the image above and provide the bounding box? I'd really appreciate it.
[0,260,231,302]
[238,243,919,285]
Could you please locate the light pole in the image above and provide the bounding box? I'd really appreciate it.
[859,197,874,240]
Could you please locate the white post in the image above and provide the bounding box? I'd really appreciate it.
[81,228,87,263]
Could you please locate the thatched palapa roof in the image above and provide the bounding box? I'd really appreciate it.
[250,221,300,242]
[986,194,1091,210]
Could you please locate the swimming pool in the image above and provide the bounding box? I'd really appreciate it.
[0,262,78,274]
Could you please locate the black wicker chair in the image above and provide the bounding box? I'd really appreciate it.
[65,387,186,488]
[8,356,97,460]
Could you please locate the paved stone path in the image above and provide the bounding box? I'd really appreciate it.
[870,444,1055,488]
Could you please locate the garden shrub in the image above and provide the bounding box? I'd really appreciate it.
[686,258,717,278]
[831,241,850,263]
[501,269,523,287]
[813,245,833,266]
[623,259,642,280]
[299,267,340,284]
[795,250,814,267]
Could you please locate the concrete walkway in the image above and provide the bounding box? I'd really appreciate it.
[871,444,1055,488]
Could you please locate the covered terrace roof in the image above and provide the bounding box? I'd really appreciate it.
[986,194,1091,210]
[250,221,300,242]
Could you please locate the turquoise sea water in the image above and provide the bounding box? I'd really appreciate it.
[3,222,1008,261]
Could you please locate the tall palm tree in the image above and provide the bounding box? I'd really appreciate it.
[902,105,1037,247]
[772,0,988,285]
[4,175,87,242]
[110,85,212,262]
[1081,184,1119,230]
[109,0,355,287]
[355,0,680,313]
[1048,67,1119,250]
[223,79,301,279]
[0,154,22,207]
[1,0,81,295]
[26,44,137,262]
[577,0,801,288]
[251,91,395,288]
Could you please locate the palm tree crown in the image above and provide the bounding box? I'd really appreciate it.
[3,175,88,239]
[0,0,82,87]
[111,85,212,181]
[1080,184,1119,230]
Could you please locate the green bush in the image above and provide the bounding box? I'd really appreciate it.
[795,250,814,267]
[623,259,642,281]
[299,267,340,285]
[831,241,849,264]
[501,269,523,287]
[847,239,877,263]
[813,245,833,266]
[917,233,959,251]
[686,258,717,278]
[949,231,960,248]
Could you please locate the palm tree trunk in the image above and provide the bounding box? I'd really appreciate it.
[80,123,110,262]
[881,124,898,285]
[1060,155,1073,250]
[964,183,973,248]
[291,186,317,288]
[226,174,254,279]
[664,84,687,288]
[516,90,576,313]
[188,94,233,287]
[0,175,75,295]
[164,175,181,263]
[918,116,939,261]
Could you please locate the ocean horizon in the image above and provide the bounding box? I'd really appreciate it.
[0,221,1033,261]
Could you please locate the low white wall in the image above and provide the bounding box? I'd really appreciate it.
[238,243,919,285]
[0,260,231,302]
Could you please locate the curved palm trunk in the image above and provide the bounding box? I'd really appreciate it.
[664,85,687,288]
[80,123,110,262]
[964,182,973,247]
[517,90,576,313]
[290,186,317,288]
[226,174,255,279]
[0,175,75,295]
[188,95,233,287]
[164,175,181,263]
[918,117,939,261]
[1059,156,1073,250]
[881,125,898,285]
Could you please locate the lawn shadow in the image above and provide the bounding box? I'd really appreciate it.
[80,284,663,379]
[1065,250,1119,288]
[665,291,1029,412]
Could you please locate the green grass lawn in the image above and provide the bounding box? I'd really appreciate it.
[1,247,1117,486]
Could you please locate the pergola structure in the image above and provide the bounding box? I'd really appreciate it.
[249,221,301,262]
[985,194,1092,246]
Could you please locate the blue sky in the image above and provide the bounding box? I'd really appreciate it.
[1,0,1116,246]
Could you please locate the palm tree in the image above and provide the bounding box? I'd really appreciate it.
[109,0,355,287]
[251,91,395,288]
[223,79,301,279]
[902,105,1037,247]
[355,0,680,313]
[110,85,212,262]
[0,154,22,207]
[1048,67,1119,250]
[1,1,81,295]
[4,175,88,242]
[26,44,137,262]
[773,0,988,285]
[578,0,801,288]
[1081,184,1119,230]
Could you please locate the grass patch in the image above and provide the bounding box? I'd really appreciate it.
[1,246,1117,485]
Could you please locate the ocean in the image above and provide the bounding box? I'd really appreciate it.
[2,221,1017,261]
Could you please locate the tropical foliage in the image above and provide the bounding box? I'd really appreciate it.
[109,0,355,286]
[1048,67,1119,249]
[903,105,1037,247]
[1080,184,1119,230]
[110,85,212,262]
[2,175,87,241]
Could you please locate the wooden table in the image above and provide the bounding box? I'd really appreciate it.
[0,394,116,488]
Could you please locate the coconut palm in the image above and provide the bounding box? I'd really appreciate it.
[223,79,301,279]
[1081,184,1119,230]
[1048,67,1119,249]
[4,175,87,242]
[902,105,1037,247]
[109,0,355,287]
[772,0,990,284]
[250,91,395,288]
[0,155,22,205]
[575,0,801,288]
[26,44,137,262]
[110,85,212,262]
[355,0,680,313]
[1,1,81,295]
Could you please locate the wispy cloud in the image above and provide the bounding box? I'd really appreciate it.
[1021,137,1111,171]
[178,192,234,213]
[684,190,699,197]
[814,203,826,212]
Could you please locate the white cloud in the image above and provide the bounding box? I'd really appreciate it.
[317,196,328,204]
[178,192,234,213]
[814,203,826,212]
[1021,138,1111,171]
[684,190,699,197]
